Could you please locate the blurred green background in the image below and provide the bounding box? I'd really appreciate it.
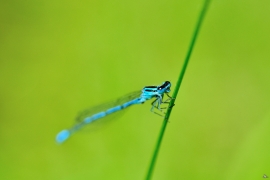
[1,0,270,179]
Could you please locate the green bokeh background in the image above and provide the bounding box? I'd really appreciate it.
[1,0,270,179]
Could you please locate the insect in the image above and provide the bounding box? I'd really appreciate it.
[55,81,172,143]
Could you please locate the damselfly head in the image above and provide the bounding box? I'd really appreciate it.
[157,81,171,93]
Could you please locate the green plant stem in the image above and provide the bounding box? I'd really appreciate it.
[145,0,211,179]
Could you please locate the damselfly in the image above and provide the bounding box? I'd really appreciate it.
[56,81,172,143]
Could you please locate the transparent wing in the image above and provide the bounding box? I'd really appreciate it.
[56,91,142,144]
[75,90,142,123]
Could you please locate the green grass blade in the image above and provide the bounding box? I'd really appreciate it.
[145,0,211,179]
